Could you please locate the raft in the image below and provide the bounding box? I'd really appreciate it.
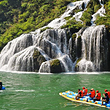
[59,90,110,108]
[1,86,5,90]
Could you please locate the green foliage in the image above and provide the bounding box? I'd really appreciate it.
[87,0,101,13]
[19,11,30,23]
[95,15,110,32]
[64,16,72,20]
[74,9,83,13]
[40,27,53,33]
[61,18,83,33]
[0,0,8,8]
[95,1,110,33]
[81,9,92,26]
[0,0,110,51]
[0,0,75,50]
[81,0,101,26]
[105,1,110,15]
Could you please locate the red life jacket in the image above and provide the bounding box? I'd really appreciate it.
[83,89,88,96]
[93,90,95,96]
[90,91,95,98]
[96,93,101,100]
[81,90,83,97]
[78,90,83,97]
[107,91,110,98]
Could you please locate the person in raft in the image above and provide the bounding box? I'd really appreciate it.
[75,89,83,100]
[102,93,109,105]
[104,89,110,98]
[86,88,95,101]
[93,90,101,102]
[82,87,88,96]
[89,88,95,98]
[0,80,2,90]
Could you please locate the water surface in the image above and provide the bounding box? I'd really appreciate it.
[0,72,110,110]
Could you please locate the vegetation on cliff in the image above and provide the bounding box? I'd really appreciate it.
[0,0,110,50]
[0,0,79,50]
[95,0,110,33]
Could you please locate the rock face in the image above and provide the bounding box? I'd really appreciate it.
[0,25,109,73]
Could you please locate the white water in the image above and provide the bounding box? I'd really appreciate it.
[0,28,74,72]
[47,0,90,28]
[77,25,108,71]
[58,54,74,72]
[47,0,106,28]
[0,34,34,70]
[0,0,108,73]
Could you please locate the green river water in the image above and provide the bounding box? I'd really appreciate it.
[0,71,110,110]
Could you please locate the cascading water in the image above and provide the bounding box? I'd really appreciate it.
[0,0,109,73]
[38,29,74,73]
[47,0,90,28]
[76,25,108,72]
[0,28,74,72]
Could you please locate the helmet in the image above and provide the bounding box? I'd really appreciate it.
[82,87,85,89]
[96,90,99,93]
[105,89,107,92]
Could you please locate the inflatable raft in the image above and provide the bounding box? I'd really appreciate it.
[1,86,5,90]
[59,90,110,108]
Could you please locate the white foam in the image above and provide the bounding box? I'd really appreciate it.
[15,90,35,92]
[48,0,90,28]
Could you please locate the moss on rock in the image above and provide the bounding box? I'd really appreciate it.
[50,59,63,73]
[72,33,77,39]
[75,58,82,71]
[40,27,53,33]
[33,49,46,72]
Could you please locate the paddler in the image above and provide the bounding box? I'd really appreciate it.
[88,88,95,99]
[0,80,2,90]
[102,92,109,105]
[104,89,110,98]
[75,89,83,100]
[82,87,88,96]
[86,88,95,101]
[93,90,101,102]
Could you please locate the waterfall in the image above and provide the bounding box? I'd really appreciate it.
[76,58,95,72]
[0,0,109,73]
[1,46,35,71]
[39,61,51,73]
[76,25,108,72]
[1,25,107,72]
[0,34,34,70]
[47,0,90,28]
[0,28,74,72]
[58,55,74,72]
[39,54,74,73]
